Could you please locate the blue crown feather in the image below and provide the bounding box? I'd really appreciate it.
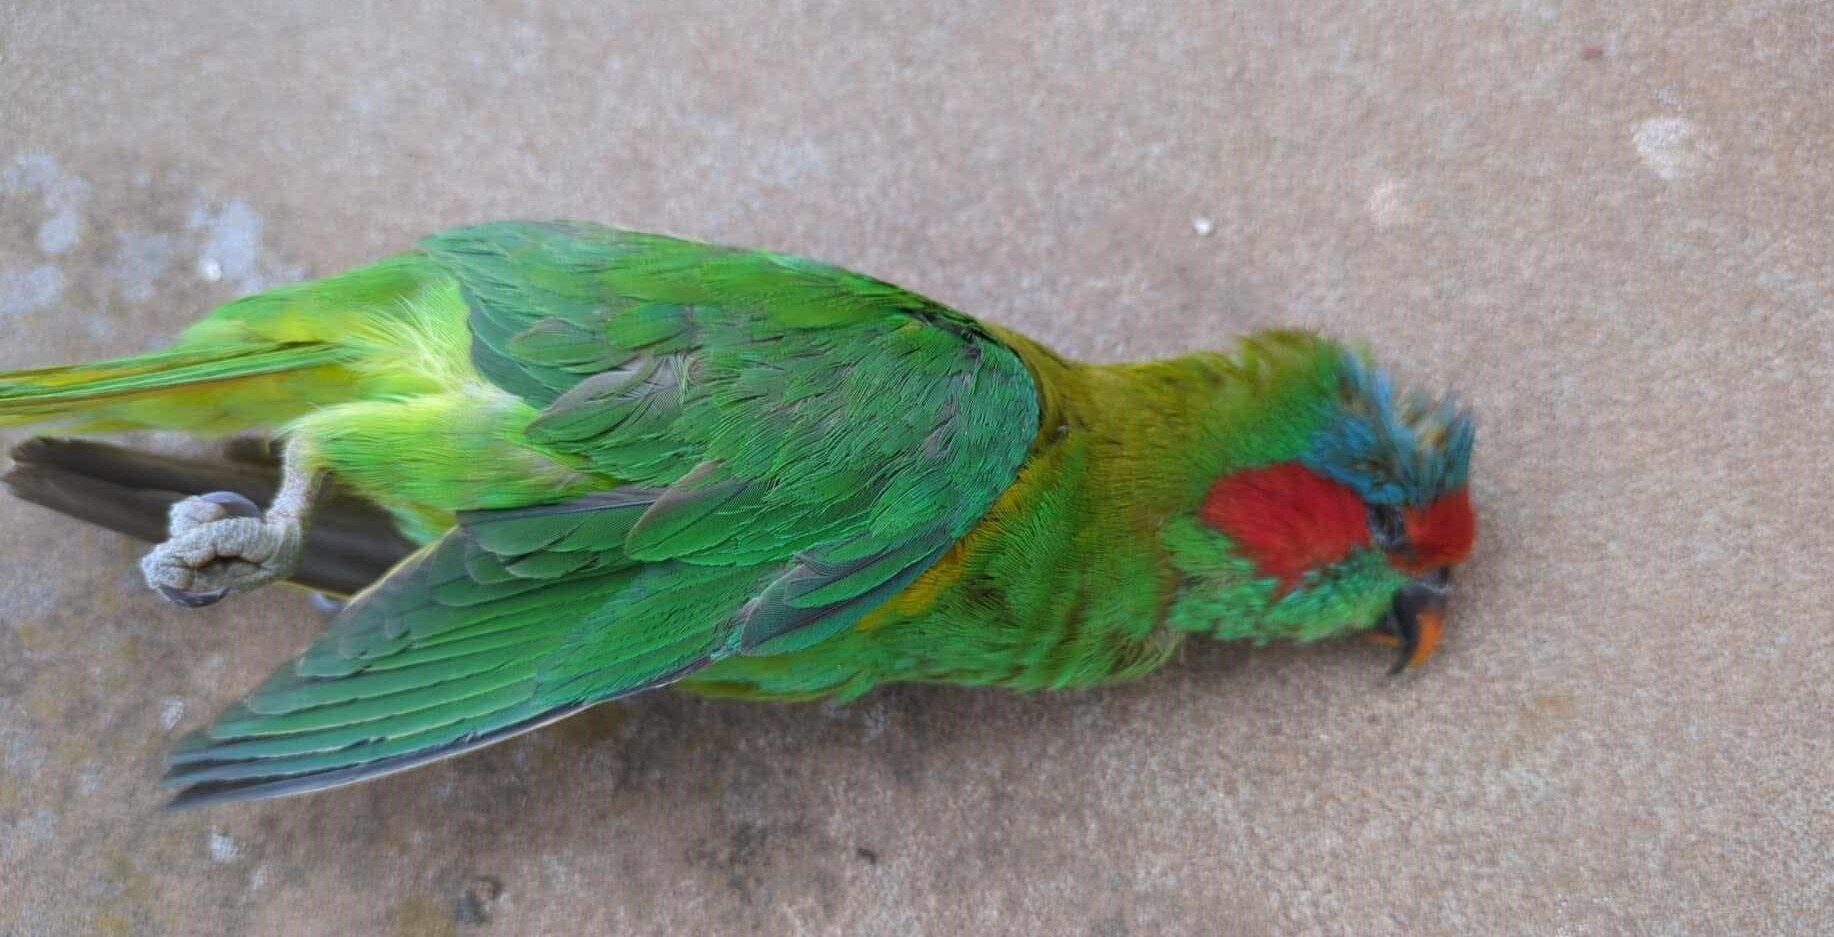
[1306,354,1474,506]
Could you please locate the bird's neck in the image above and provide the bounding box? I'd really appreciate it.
[990,327,1342,511]
[987,327,1349,642]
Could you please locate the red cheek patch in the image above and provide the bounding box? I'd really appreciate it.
[1401,489,1476,572]
[1198,464,1371,589]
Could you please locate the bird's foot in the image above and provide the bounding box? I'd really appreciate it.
[141,437,323,608]
[141,491,305,607]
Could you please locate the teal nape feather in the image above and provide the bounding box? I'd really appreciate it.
[0,220,1478,806]
[1307,352,1475,507]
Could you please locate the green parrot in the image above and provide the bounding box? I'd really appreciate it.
[0,221,1476,807]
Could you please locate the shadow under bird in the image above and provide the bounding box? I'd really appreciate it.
[0,221,1475,807]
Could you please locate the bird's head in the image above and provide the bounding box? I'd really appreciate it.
[1166,345,1476,671]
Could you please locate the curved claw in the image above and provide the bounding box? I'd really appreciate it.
[198,490,263,519]
[157,584,230,608]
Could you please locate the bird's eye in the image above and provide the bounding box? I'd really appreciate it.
[1368,504,1406,550]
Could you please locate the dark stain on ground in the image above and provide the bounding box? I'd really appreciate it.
[686,817,825,905]
[453,875,504,925]
[1089,915,1129,937]
[688,821,774,902]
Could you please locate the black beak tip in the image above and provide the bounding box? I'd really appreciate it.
[1381,610,1415,677]
[1379,567,1452,677]
[1386,646,1412,677]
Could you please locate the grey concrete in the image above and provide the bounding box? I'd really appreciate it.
[2,2,1829,934]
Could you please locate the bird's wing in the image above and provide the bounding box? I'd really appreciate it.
[164,222,1041,805]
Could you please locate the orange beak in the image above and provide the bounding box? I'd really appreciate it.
[1368,568,1452,674]
[1402,606,1445,669]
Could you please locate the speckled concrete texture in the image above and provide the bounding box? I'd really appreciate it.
[2,2,1830,934]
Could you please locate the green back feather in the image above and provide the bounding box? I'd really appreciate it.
[162,222,1042,804]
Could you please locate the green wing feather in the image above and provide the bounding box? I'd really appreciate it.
[164,222,1040,805]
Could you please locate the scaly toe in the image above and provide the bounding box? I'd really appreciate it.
[143,513,300,608]
[169,490,263,535]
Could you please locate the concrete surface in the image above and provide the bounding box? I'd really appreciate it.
[2,2,1830,934]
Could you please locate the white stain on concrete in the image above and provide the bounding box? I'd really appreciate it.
[191,199,263,289]
[1633,117,1714,181]
[36,210,81,254]
[0,264,65,316]
[1367,179,1415,228]
[1501,0,1562,23]
[109,230,176,303]
[200,653,227,691]
[188,198,301,293]
[2,154,91,255]
[209,827,242,863]
[1191,216,1215,237]
[4,724,46,775]
[2,808,60,858]
[159,696,187,731]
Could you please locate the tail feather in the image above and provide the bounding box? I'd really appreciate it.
[3,437,415,596]
[0,343,354,432]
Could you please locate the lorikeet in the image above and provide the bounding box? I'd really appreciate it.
[0,222,1476,807]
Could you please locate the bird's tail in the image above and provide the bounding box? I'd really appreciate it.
[0,252,453,435]
[0,342,358,435]
[3,436,414,596]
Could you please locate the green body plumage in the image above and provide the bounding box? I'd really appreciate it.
[0,222,1475,805]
